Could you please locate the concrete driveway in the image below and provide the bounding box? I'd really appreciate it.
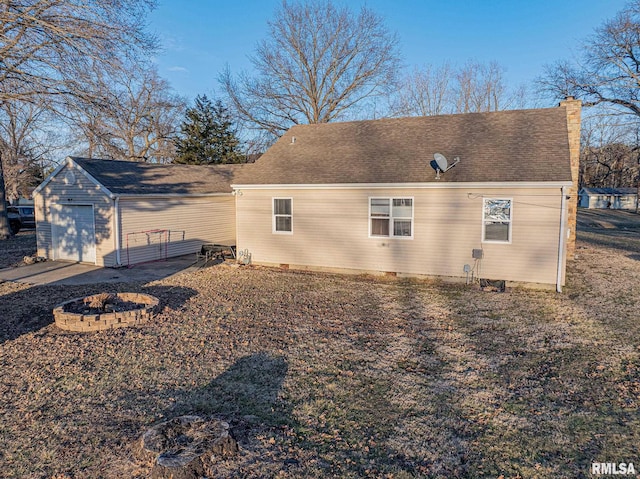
[0,255,206,285]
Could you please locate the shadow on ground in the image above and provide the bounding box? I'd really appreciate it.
[577,229,640,254]
[128,353,293,477]
[171,352,290,423]
[576,209,640,254]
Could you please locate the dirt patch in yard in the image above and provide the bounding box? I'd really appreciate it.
[0,213,639,478]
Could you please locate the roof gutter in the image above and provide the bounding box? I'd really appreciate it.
[556,186,568,293]
[231,181,574,190]
[114,192,233,198]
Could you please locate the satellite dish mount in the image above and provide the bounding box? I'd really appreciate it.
[431,153,460,179]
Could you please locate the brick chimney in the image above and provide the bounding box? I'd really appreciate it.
[559,96,581,259]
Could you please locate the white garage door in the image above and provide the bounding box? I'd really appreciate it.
[51,205,96,263]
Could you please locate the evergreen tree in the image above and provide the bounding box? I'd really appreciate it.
[174,95,245,164]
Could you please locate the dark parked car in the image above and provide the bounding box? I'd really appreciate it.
[7,205,35,233]
[7,208,22,235]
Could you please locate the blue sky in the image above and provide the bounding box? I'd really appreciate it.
[149,0,628,105]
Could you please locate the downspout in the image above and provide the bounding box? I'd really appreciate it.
[114,196,122,266]
[233,188,239,262]
[556,186,568,293]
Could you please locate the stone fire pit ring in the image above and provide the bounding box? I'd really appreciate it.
[53,292,159,332]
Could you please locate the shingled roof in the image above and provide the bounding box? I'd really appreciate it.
[72,157,246,195]
[233,107,573,185]
[580,187,637,196]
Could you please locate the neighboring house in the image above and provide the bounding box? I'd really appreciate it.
[232,100,581,291]
[33,157,245,266]
[578,187,638,210]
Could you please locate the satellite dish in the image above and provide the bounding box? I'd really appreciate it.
[434,153,448,172]
[432,153,461,179]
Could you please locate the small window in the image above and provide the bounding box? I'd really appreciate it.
[370,198,413,238]
[483,198,512,243]
[273,198,292,233]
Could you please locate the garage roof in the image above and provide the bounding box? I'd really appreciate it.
[69,157,246,195]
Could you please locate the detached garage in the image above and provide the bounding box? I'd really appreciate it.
[33,157,244,266]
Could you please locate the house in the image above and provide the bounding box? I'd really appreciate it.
[232,99,581,291]
[578,187,638,210]
[32,100,580,291]
[33,157,245,266]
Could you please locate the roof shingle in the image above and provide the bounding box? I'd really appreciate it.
[580,187,637,195]
[72,158,246,195]
[233,107,573,185]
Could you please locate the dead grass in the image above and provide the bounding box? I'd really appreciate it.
[0,230,36,269]
[0,214,639,478]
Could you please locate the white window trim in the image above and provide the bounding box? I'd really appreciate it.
[368,197,414,239]
[481,197,513,244]
[272,197,293,234]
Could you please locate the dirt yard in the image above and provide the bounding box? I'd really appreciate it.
[0,212,638,478]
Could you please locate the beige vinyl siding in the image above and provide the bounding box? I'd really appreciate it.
[34,163,114,266]
[236,187,566,286]
[119,196,235,266]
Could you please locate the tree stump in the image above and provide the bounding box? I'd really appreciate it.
[134,415,239,479]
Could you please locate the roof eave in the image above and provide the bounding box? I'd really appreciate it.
[231,181,574,190]
[114,192,233,198]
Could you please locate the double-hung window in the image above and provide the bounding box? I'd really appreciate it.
[273,198,292,233]
[370,198,413,238]
[482,198,512,243]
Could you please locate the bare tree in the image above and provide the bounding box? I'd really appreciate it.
[65,64,185,162]
[453,61,527,113]
[0,0,157,238]
[393,64,453,117]
[580,115,640,189]
[539,1,640,115]
[0,96,57,202]
[394,61,529,117]
[0,0,156,103]
[221,0,400,138]
[539,1,640,211]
